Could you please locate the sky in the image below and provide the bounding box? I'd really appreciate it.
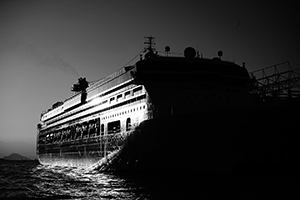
[0,0,298,157]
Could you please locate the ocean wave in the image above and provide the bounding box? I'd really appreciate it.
[0,160,149,199]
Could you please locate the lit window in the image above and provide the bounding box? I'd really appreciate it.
[126,118,131,131]
[133,86,143,96]
[110,97,115,104]
[101,124,104,135]
[117,94,122,102]
[124,91,131,99]
[107,120,121,134]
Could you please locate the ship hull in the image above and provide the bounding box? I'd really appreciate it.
[38,102,300,173]
[99,104,300,173]
[99,109,248,173]
[38,107,247,171]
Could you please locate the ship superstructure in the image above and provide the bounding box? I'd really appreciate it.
[37,37,254,169]
[37,65,150,167]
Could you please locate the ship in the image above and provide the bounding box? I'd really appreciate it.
[37,37,300,173]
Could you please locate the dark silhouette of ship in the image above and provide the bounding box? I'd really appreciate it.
[37,36,300,173]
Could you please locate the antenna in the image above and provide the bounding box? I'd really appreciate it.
[144,36,156,53]
[143,36,156,59]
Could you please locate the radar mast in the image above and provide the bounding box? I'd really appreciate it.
[144,36,156,59]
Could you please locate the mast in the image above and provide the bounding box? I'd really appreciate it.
[144,36,156,52]
[144,36,156,59]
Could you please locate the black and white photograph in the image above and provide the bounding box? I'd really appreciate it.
[0,0,299,199]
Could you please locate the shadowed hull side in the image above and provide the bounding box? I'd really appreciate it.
[38,107,250,171]
[38,101,300,172]
[100,104,300,173]
[98,109,249,173]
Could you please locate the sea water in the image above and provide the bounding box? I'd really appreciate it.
[0,160,151,199]
[0,160,298,199]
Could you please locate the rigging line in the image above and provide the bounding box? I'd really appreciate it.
[121,49,144,68]
[89,49,144,84]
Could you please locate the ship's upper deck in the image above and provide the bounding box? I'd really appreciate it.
[40,47,251,123]
[135,54,251,85]
[40,65,136,122]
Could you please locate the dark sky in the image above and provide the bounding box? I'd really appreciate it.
[0,0,298,156]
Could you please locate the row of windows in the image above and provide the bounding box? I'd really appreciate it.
[105,118,132,135]
[108,86,143,105]
[44,89,146,131]
[101,105,146,120]
[41,102,146,144]
[40,117,132,145]
[42,118,100,144]
[44,86,143,124]
[40,94,147,142]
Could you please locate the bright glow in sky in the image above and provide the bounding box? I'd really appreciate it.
[0,0,298,157]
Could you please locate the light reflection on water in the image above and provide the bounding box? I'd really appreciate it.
[2,161,296,199]
[30,164,150,199]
